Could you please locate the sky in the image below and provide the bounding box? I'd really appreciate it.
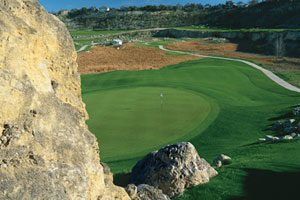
[38,0,248,12]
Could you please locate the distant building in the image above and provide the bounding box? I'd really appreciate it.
[112,39,122,45]
[112,39,123,49]
[100,6,110,12]
[58,9,69,16]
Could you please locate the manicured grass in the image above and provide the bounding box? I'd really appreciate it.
[176,26,300,32]
[165,52,190,56]
[81,58,300,199]
[134,40,180,49]
[275,71,300,88]
[83,87,216,161]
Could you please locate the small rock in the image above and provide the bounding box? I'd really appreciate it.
[294,134,300,139]
[126,184,137,199]
[291,133,297,138]
[213,154,232,167]
[292,107,300,116]
[259,138,266,142]
[265,135,275,141]
[280,135,293,140]
[135,184,170,200]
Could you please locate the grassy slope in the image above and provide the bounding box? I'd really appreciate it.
[82,58,300,199]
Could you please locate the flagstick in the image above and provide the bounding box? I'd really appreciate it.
[160,93,163,111]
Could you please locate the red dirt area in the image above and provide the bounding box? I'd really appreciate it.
[77,43,199,74]
[168,41,238,52]
[167,41,274,64]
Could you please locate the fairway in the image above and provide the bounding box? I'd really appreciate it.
[83,87,213,161]
[81,58,300,199]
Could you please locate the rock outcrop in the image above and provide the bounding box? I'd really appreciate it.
[155,29,300,58]
[0,0,129,199]
[130,142,218,198]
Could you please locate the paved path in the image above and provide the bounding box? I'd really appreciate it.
[77,45,89,52]
[159,45,300,93]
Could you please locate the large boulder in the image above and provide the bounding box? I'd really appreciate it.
[130,142,218,198]
[0,0,129,199]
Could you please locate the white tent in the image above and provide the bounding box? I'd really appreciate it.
[112,39,123,46]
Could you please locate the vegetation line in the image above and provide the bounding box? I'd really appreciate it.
[158,45,300,93]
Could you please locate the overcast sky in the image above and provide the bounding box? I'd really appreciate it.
[38,0,248,12]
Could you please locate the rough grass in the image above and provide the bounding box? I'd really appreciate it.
[81,58,300,199]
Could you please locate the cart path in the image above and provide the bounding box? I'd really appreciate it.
[159,45,300,93]
[77,45,89,52]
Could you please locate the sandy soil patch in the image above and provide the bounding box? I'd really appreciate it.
[167,41,274,64]
[77,43,199,74]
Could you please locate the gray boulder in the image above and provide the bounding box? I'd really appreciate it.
[213,154,232,168]
[130,142,218,198]
[133,184,170,200]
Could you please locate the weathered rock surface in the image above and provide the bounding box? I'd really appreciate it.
[133,184,170,200]
[130,142,218,198]
[292,107,300,116]
[0,0,129,199]
[213,154,232,168]
[126,184,138,199]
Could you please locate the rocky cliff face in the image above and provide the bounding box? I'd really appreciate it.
[155,29,300,58]
[0,0,129,199]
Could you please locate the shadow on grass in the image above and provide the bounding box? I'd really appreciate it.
[268,112,293,121]
[113,172,131,187]
[230,168,300,200]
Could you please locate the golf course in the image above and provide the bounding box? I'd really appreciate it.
[81,57,300,199]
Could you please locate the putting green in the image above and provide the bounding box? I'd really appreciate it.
[81,58,300,199]
[84,87,213,161]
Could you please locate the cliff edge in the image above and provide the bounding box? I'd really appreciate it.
[0,0,129,199]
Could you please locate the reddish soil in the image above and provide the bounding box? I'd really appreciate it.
[77,43,199,74]
[167,41,274,64]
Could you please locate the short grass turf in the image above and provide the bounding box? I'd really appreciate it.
[83,87,215,161]
[81,58,300,200]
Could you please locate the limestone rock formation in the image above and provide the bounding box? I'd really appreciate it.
[134,184,170,200]
[130,142,218,198]
[126,184,138,199]
[0,0,129,199]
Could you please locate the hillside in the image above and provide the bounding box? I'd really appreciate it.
[57,0,300,30]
